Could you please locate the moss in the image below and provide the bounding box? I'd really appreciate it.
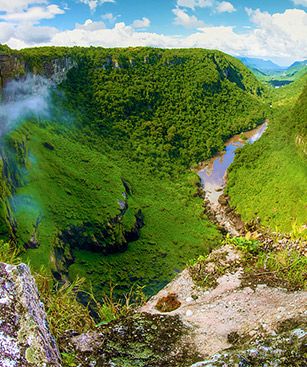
[155,293,181,312]
[67,313,201,367]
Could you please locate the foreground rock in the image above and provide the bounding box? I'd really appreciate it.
[0,263,61,367]
[141,245,307,362]
[191,324,306,366]
[62,313,199,367]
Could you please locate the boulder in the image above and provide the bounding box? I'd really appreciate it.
[0,262,61,367]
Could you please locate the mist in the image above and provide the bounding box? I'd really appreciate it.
[0,74,54,137]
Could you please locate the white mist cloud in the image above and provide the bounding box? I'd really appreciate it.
[0,75,53,136]
[176,0,214,9]
[173,8,205,28]
[15,24,58,43]
[0,23,15,44]
[102,13,120,22]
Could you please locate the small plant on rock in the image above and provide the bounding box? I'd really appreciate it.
[155,293,181,312]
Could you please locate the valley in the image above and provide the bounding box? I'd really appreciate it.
[0,44,306,366]
[0,47,268,297]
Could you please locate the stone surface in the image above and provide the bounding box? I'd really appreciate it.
[141,245,307,358]
[62,313,200,367]
[190,324,307,366]
[0,262,61,367]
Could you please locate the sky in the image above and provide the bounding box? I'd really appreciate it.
[0,0,307,65]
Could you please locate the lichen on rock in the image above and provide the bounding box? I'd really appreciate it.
[0,262,61,367]
[61,312,200,367]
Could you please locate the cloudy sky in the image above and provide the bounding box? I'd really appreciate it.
[0,0,307,65]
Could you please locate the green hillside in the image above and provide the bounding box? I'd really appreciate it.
[0,47,268,296]
[226,79,307,233]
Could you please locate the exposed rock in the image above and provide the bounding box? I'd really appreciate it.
[141,245,307,359]
[62,312,200,367]
[0,55,25,89]
[191,322,306,366]
[0,262,61,367]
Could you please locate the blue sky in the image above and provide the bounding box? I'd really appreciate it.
[0,0,307,65]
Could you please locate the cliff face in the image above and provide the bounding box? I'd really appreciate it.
[0,54,25,89]
[0,262,61,367]
[0,52,76,90]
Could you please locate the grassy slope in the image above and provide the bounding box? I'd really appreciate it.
[2,47,267,296]
[226,80,307,233]
[69,165,219,296]
[8,122,125,270]
[10,121,220,296]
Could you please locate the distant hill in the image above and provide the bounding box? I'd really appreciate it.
[281,60,307,79]
[288,60,307,69]
[238,57,285,74]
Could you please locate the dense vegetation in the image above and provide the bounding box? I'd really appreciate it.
[226,76,307,233]
[51,47,266,170]
[0,46,268,297]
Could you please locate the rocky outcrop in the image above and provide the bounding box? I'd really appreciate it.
[59,202,144,255]
[0,262,61,367]
[0,55,25,90]
[32,57,76,84]
[141,245,307,362]
[61,312,199,367]
[0,52,76,91]
[191,324,306,366]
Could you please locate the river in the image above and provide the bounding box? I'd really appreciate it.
[198,122,268,207]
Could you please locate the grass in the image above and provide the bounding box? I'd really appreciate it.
[255,250,307,290]
[188,235,307,291]
[224,236,307,290]
[0,240,21,264]
[35,270,95,339]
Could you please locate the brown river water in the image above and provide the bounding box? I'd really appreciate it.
[198,122,268,206]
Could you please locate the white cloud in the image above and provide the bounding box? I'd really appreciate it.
[177,0,197,9]
[1,7,306,64]
[76,19,105,31]
[216,1,236,13]
[79,0,115,12]
[173,8,205,28]
[131,17,150,29]
[0,0,47,13]
[176,0,214,9]
[102,12,119,22]
[15,23,58,43]
[292,0,307,6]
[0,23,15,43]
[0,4,64,24]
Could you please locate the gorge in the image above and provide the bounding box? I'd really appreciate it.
[0,44,306,366]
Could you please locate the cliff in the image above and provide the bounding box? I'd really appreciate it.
[0,262,61,366]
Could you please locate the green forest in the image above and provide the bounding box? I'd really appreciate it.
[226,74,307,232]
[0,46,269,297]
